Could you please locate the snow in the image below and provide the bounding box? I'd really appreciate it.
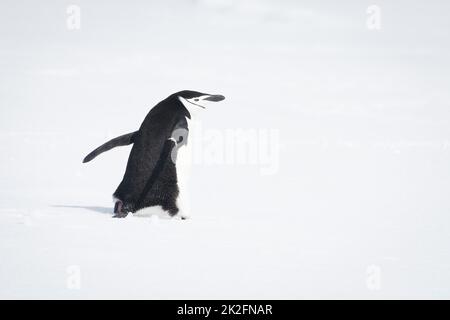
[1,0,450,299]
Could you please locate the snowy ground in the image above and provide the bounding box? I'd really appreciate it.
[1,0,450,299]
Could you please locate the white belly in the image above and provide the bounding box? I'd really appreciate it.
[175,116,195,217]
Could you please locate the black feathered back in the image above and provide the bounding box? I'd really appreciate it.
[112,95,190,213]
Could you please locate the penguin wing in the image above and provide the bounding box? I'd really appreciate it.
[82,131,138,163]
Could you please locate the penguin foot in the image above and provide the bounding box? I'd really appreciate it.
[175,212,190,220]
[113,212,128,218]
[113,200,129,218]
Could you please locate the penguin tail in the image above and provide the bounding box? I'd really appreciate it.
[82,131,138,163]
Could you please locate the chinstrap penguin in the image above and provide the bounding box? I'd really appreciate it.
[83,90,225,218]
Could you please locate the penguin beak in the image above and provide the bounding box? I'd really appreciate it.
[204,94,225,102]
[181,94,225,110]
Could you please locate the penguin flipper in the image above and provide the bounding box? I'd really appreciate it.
[83,131,138,163]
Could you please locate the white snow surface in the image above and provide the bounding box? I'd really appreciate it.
[1,0,450,299]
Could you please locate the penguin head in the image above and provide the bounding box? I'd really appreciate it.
[175,90,225,110]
